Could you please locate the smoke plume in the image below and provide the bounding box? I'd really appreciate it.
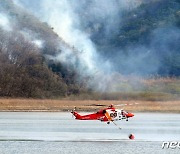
[3,0,180,91]
[0,13,11,31]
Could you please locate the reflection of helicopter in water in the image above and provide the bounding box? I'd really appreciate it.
[71,104,134,125]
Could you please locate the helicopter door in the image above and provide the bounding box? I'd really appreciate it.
[110,111,118,121]
[108,110,118,121]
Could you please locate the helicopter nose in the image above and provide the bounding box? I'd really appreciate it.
[126,112,134,118]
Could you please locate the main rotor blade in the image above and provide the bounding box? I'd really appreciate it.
[115,102,139,108]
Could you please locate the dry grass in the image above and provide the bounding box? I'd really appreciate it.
[0,99,180,113]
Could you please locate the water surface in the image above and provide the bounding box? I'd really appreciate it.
[0,112,179,154]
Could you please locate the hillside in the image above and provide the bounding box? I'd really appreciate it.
[80,0,180,76]
[0,0,179,99]
[0,0,86,98]
[14,0,180,76]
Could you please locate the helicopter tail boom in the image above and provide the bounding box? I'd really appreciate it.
[71,111,82,119]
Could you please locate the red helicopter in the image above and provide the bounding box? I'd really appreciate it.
[71,104,134,126]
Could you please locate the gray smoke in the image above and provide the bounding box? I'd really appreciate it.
[2,0,179,92]
[0,13,11,31]
[12,0,145,90]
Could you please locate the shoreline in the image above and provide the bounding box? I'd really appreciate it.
[0,99,180,113]
[0,110,179,113]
